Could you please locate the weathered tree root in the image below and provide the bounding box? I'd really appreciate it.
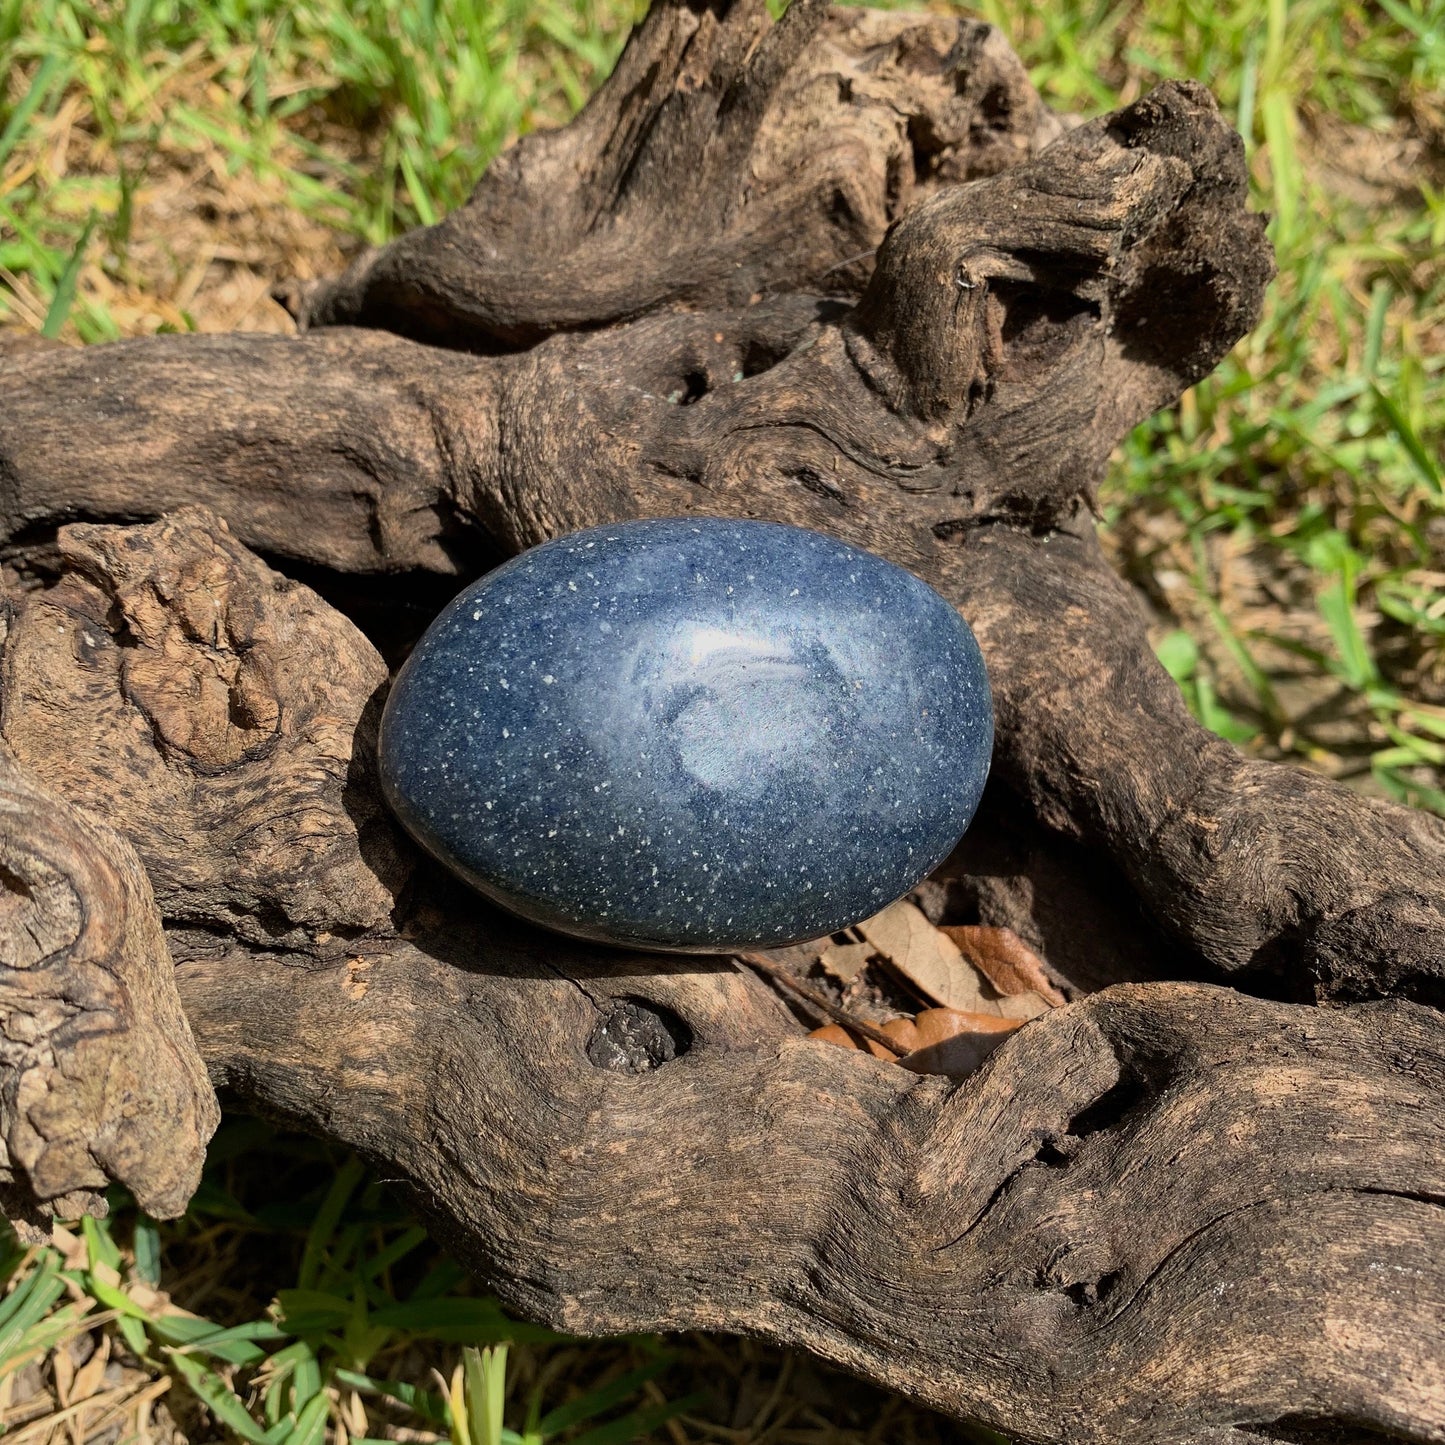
[280,0,1062,345]
[176,943,1445,1445]
[0,753,218,1234]
[0,2,1442,1438]
[2,509,406,947]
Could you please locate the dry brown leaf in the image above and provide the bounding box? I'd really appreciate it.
[900,1007,1022,1076]
[807,1019,913,1060]
[49,1226,86,1273]
[899,1029,1016,1077]
[809,1007,1025,1077]
[51,1349,73,1409]
[818,940,873,983]
[997,992,1053,1021]
[876,1016,920,1057]
[912,1007,1021,1046]
[857,899,991,1012]
[939,925,1067,1007]
[70,1336,110,1406]
[809,1023,861,1051]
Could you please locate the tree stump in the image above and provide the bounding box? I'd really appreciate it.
[1,3,1443,1440]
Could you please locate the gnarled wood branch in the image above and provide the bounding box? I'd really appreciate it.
[0,3,1441,1438]
[0,751,217,1233]
[175,948,1445,1445]
[2,509,408,948]
[281,0,1061,345]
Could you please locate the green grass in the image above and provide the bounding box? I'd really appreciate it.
[2,0,1440,804]
[0,1122,708,1445]
[0,0,644,339]
[0,1125,983,1444]
[989,0,1445,809]
[954,0,1444,806]
[0,0,1442,1439]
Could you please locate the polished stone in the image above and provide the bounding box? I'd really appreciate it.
[378,518,993,952]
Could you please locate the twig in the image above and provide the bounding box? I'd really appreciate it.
[736,953,908,1056]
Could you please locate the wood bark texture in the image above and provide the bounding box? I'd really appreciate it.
[0,3,1441,1440]
[0,750,218,1234]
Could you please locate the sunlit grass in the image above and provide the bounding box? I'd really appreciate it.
[966,0,1445,807]
[0,0,644,338]
[0,0,1442,1438]
[3,0,1439,804]
[0,1125,984,1444]
[0,1124,702,1445]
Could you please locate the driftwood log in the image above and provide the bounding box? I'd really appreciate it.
[1,2,1443,1440]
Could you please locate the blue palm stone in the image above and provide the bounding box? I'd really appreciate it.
[378,518,993,952]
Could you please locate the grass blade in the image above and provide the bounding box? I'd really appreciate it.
[334,1368,450,1426]
[0,1257,65,1364]
[167,1350,278,1444]
[1371,383,1443,499]
[297,1154,365,1291]
[465,1344,507,1445]
[133,1216,161,1286]
[1260,88,1300,246]
[40,208,97,338]
[568,1391,708,1445]
[398,146,439,227]
[161,1315,286,1365]
[536,1359,673,1437]
[0,54,68,171]
[291,1389,332,1445]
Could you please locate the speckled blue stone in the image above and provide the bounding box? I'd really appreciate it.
[378,518,992,953]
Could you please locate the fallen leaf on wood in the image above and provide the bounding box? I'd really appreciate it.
[807,1018,915,1060]
[876,1015,920,1058]
[898,1026,1018,1077]
[997,991,1053,1020]
[938,925,1067,1007]
[903,1007,1024,1077]
[857,899,989,1012]
[914,1007,1021,1046]
[810,1023,864,1051]
[809,1008,1024,1078]
[819,939,874,983]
